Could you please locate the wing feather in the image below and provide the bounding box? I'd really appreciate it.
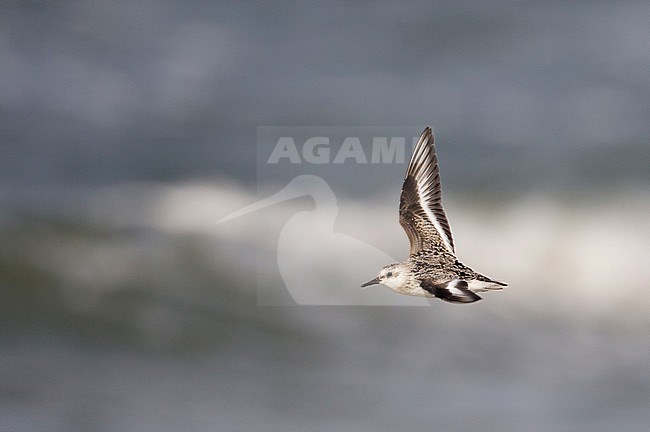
[399,127,455,255]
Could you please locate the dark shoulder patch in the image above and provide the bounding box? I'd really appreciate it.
[421,279,481,304]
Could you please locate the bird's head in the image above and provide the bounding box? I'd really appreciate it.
[361,262,409,290]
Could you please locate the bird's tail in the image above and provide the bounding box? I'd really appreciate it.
[469,277,507,293]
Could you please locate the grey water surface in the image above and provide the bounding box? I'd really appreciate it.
[1,1,649,431]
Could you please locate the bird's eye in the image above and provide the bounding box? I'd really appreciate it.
[387,272,393,277]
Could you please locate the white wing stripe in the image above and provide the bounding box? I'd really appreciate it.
[400,127,456,255]
[416,176,454,253]
[414,134,454,253]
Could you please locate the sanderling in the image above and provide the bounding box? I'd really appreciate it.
[361,127,506,303]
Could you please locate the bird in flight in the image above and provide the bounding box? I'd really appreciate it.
[361,127,506,303]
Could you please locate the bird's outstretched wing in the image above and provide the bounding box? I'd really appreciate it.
[399,127,455,256]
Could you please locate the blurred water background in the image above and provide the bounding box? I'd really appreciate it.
[1,1,650,431]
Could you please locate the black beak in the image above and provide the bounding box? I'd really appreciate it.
[361,277,381,288]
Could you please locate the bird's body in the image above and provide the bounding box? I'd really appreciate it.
[362,127,506,304]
